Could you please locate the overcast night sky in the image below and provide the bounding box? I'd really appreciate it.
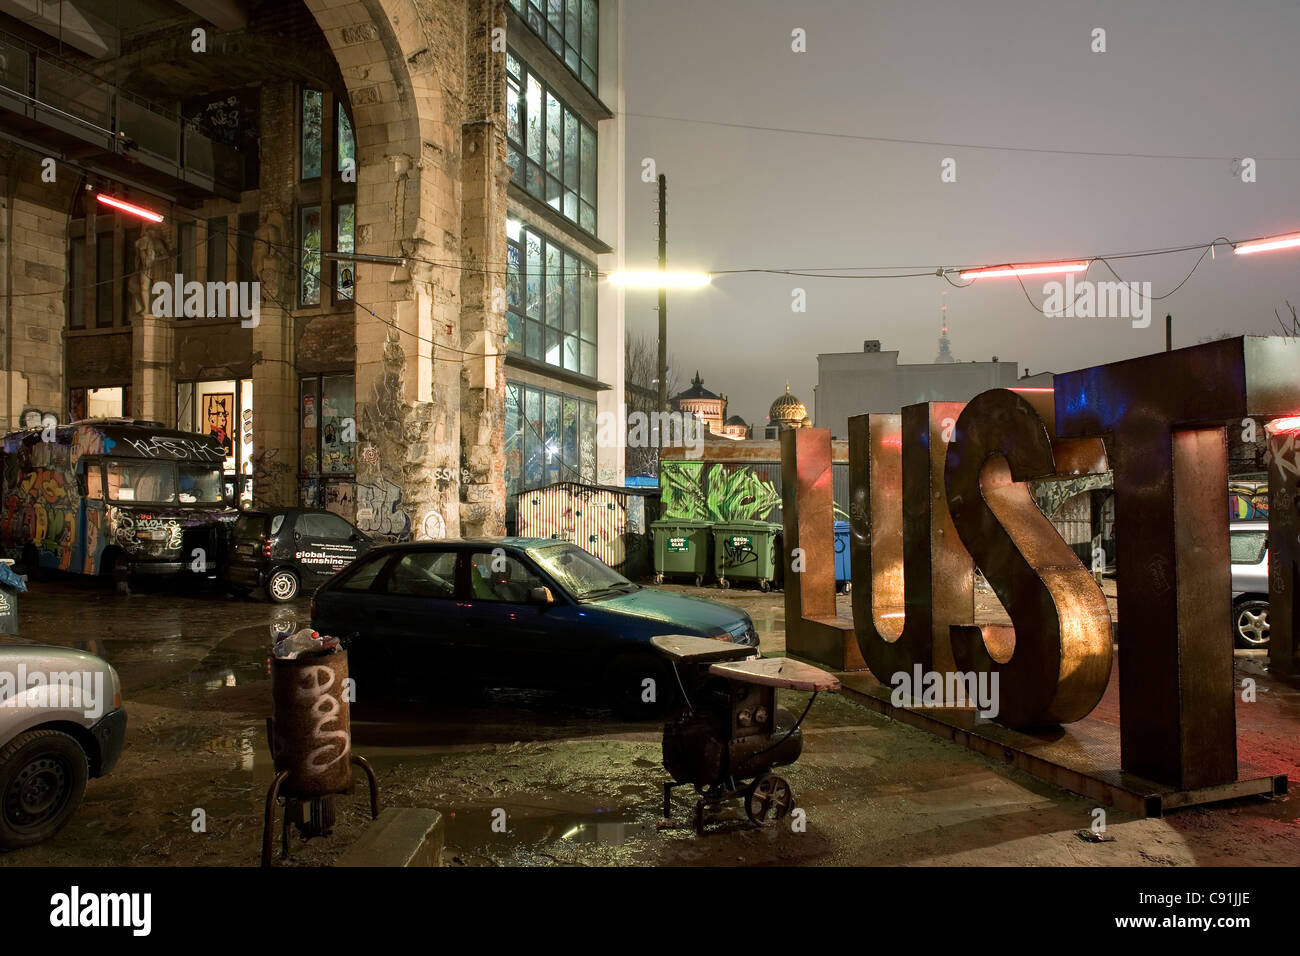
[620,0,1300,428]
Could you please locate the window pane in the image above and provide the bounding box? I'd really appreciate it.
[563,108,578,189]
[547,0,562,29]
[321,374,355,474]
[581,266,596,341]
[506,311,522,354]
[544,392,561,483]
[579,400,596,481]
[300,205,321,306]
[506,383,523,494]
[526,75,542,163]
[525,319,542,360]
[563,252,578,332]
[506,240,522,314]
[546,92,562,178]
[386,551,458,598]
[525,230,542,319]
[236,211,257,285]
[340,554,389,591]
[544,242,562,327]
[468,551,545,602]
[206,216,228,285]
[524,388,543,487]
[580,339,595,378]
[336,104,355,177]
[563,333,579,372]
[562,396,578,472]
[580,125,596,204]
[300,377,319,475]
[95,234,114,327]
[1230,531,1267,565]
[301,89,323,180]
[565,0,580,48]
[336,203,355,300]
[545,326,561,367]
[506,50,520,78]
[506,80,521,144]
[580,202,595,235]
[581,0,598,77]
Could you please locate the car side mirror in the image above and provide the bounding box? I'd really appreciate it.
[350,531,365,543]
[528,586,554,606]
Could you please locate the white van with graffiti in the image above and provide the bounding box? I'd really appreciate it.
[1,419,239,587]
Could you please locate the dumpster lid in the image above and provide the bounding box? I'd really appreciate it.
[708,657,841,692]
[651,518,713,528]
[650,634,754,663]
[713,519,780,530]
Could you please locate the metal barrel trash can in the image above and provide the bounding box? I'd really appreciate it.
[712,519,781,591]
[833,520,852,594]
[0,559,25,636]
[650,518,713,586]
[262,638,378,865]
[269,649,353,798]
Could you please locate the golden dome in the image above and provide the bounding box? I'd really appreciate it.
[769,384,808,426]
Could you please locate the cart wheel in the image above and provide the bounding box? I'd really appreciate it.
[745,773,793,826]
[718,577,729,590]
[842,581,852,595]
[653,573,664,585]
[759,579,770,593]
[694,574,704,587]
[693,799,706,836]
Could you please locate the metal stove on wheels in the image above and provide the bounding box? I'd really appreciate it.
[651,635,840,835]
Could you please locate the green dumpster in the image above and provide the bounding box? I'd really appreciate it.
[651,518,713,586]
[712,519,781,592]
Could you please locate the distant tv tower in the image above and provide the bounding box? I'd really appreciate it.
[935,291,955,363]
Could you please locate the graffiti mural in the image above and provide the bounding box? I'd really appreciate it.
[1228,479,1269,519]
[660,461,783,522]
[355,478,412,540]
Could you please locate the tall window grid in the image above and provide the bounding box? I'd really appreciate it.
[506,218,597,378]
[509,0,598,92]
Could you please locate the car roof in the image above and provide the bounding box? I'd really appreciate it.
[364,537,564,552]
[1230,520,1268,530]
[237,507,346,518]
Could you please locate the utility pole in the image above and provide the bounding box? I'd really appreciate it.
[657,173,668,414]
[1166,314,1172,351]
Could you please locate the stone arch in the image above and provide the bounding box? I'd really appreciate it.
[303,0,468,540]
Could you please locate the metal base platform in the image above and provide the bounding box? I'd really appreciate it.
[828,670,1287,818]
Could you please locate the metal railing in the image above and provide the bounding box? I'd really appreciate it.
[0,28,242,194]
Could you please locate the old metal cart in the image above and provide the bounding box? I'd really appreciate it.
[651,635,840,834]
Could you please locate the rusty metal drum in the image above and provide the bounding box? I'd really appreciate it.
[268,649,352,799]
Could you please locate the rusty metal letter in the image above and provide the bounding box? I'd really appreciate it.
[1053,336,1300,789]
[1267,419,1300,679]
[848,402,973,681]
[945,389,1113,727]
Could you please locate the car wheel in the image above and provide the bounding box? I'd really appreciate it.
[603,653,676,720]
[0,730,89,849]
[266,569,300,603]
[1234,600,1270,648]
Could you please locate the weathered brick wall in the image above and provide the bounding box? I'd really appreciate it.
[0,150,75,430]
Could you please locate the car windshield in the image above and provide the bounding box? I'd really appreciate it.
[1230,530,1267,565]
[177,464,226,504]
[529,543,637,600]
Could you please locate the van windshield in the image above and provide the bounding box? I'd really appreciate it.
[104,458,227,505]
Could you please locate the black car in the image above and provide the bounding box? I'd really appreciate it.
[310,537,760,716]
[224,508,372,602]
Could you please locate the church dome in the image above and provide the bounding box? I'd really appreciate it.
[769,385,808,427]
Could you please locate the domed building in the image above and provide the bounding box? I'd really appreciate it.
[764,384,812,438]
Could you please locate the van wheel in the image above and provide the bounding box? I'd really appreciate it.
[0,730,89,849]
[266,569,300,603]
[100,551,130,596]
[603,653,676,720]
[19,545,41,582]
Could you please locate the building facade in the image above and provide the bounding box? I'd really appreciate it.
[815,339,1036,439]
[670,370,730,436]
[0,0,625,541]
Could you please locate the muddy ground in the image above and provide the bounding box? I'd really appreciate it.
[0,574,1295,867]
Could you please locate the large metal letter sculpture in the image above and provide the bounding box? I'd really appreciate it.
[848,403,973,681]
[1054,336,1300,788]
[945,389,1113,727]
[781,428,864,670]
[1267,417,1300,679]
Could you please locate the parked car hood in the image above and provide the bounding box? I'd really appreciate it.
[592,587,748,634]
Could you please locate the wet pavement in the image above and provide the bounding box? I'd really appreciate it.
[0,573,1296,867]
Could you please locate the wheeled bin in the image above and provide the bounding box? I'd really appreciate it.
[712,519,780,591]
[651,518,713,586]
[833,520,852,594]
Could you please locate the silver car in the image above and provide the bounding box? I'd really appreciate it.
[1230,520,1270,648]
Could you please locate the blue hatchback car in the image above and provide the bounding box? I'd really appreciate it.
[310,538,760,716]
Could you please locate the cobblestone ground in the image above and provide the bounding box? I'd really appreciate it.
[0,574,1294,867]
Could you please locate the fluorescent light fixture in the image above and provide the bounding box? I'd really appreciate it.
[1233,232,1300,256]
[1265,415,1300,433]
[608,271,711,288]
[96,194,164,223]
[960,261,1090,280]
